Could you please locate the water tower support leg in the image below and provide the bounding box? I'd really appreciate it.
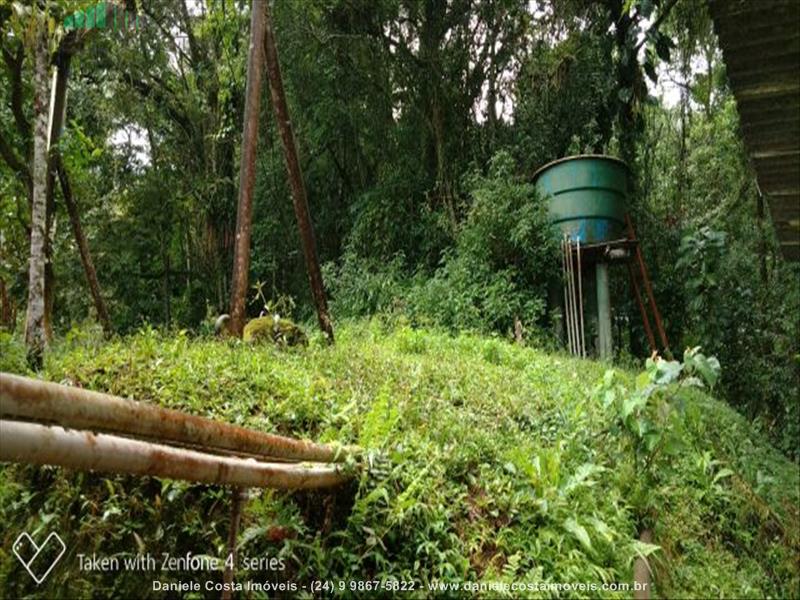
[596,262,613,360]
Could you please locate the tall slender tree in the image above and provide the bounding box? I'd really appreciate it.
[48,39,113,336]
[263,2,334,343]
[228,0,267,337]
[56,154,113,335]
[24,16,50,368]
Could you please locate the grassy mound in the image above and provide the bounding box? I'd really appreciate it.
[0,322,797,598]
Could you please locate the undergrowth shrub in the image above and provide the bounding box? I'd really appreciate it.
[323,251,409,318]
[327,152,559,339]
[0,331,27,374]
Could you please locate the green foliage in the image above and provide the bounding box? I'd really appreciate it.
[324,251,410,319]
[455,152,559,298]
[409,249,528,333]
[513,29,616,168]
[0,15,797,600]
[415,152,557,336]
[677,226,726,318]
[328,152,558,338]
[1,322,797,598]
[598,347,721,515]
[635,89,799,457]
[0,330,28,373]
[674,218,799,456]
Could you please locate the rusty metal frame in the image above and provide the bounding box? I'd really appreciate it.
[628,262,658,354]
[625,214,672,358]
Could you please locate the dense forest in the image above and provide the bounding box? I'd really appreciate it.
[0,0,798,598]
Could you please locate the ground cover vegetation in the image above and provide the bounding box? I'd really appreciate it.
[1,324,798,597]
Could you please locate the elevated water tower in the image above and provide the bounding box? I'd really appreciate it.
[534,155,662,359]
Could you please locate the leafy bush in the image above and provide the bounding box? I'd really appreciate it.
[0,331,28,374]
[406,152,557,335]
[324,250,410,318]
[407,251,527,332]
[328,152,559,339]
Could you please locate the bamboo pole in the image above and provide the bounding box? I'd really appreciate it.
[0,373,355,463]
[0,420,349,490]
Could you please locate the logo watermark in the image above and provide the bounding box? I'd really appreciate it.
[12,532,66,585]
[64,2,145,32]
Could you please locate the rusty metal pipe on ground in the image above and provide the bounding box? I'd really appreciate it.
[0,373,355,463]
[0,420,350,490]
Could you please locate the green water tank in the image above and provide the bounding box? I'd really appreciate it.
[533,155,629,244]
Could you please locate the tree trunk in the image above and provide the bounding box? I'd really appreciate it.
[45,47,113,337]
[703,42,714,119]
[43,56,70,343]
[228,0,268,337]
[756,191,768,286]
[606,0,640,167]
[677,81,688,224]
[486,16,499,141]
[25,23,50,368]
[0,278,14,330]
[431,96,457,232]
[43,53,71,343]
[56,155,113,336]
[161,233,172,327]
[43,235,55,341]
[676,43,692,225]
[263,4,334,343]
